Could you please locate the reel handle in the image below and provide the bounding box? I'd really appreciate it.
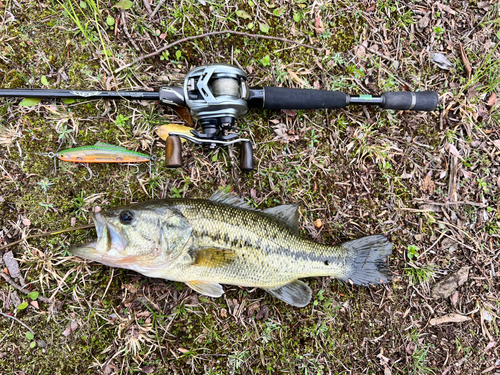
[240,141,254,172]
[165,135,183,168]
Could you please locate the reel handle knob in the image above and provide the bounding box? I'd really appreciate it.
[165,135,183,168]
[240,141,254,172]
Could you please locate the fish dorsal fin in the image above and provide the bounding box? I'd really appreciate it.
[93,141,127,150]
[209,190,253,210]
[191,248,237,268]
[186,280,224,297]
[263,204,300,230]
[264,280,312,307]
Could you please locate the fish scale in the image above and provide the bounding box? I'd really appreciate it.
[70,191,393,307]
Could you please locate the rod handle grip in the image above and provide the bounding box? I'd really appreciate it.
[263,87,348,110]
[381,91,438,111]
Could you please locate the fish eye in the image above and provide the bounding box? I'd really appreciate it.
[119,210,134,225]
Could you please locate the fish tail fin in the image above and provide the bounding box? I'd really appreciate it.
[340,235,393,285]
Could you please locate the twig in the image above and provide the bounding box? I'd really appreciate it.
[0,224,94,252]
[436,220,481,252]
[121,12,141,52]
[411,199,488,208]
[150,0,166,19]
[0,271,51,303]
[142,0,152,15]
[0,309,34,334]
[369,48,399,64]
[115,30,321,73]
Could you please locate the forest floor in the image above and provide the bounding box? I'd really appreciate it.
[0,0,499,374]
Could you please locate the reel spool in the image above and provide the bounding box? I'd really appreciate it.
[165,64,254,171]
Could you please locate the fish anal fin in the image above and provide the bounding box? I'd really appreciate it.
[186,281,224,298]
[264,280,312,307]
[191,248,237,268]
[263,204,299,230]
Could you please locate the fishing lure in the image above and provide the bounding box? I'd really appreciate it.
[45,142,152,163]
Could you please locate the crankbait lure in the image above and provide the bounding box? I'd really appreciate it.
[45,142,152,163]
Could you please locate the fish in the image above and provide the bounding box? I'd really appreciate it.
[70,190,393,307]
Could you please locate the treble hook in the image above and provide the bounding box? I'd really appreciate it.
[119,163,140,173]
[80,163,98,181]
[38,152,58,175]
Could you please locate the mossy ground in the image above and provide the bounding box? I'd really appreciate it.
[0,1,499,374]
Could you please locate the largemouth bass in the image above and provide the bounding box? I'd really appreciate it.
[70,191,393,307]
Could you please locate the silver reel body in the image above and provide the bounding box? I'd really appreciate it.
[183,64,249,127]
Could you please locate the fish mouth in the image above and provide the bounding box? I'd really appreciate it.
[69,212,128,262]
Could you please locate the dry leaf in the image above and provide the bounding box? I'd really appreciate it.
[429,313,471,326]
[420,172,435,195]
[3,252,21,279]
[461,169,472,179]
[178,348,189,353]
[450,291,459,307]
[459,43,472,79]
[156,124,192,143]
[272,123,299,143]
[446,143,461,158]
[418,15,430,30]
[487,92,497,106]
[288,70,306,87]
[354,44,366,58]
[220,308,228,318]
[366,4,376,12]
[485,341,496,352]
[172,106,194,127]
[281,109,297,117]
[477,1,491,10]
[314,17,325,35]
[62,320,79,336]
[256,305,269,320]
[437,3,456,15]
[431,53,454,70]
[431,266,470,299]
[30,300,39,309]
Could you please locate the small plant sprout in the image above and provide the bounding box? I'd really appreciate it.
[114,114,129,127]
[37,179,54,193]
[407,244,419,260]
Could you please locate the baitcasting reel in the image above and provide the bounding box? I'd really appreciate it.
[164,64,254,171]
[0,63,439,172]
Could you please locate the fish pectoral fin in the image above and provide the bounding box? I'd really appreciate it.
[186,281,224,298]
[264,280,312,307]
[190,248,237,268]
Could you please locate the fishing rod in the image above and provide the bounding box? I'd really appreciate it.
[0,64,438,171]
